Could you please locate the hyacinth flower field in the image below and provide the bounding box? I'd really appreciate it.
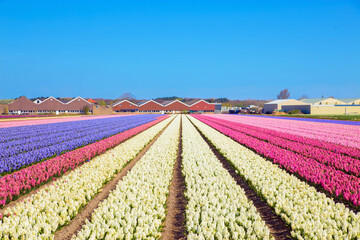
[0,114,360,239]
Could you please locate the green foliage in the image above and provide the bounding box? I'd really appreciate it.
[288,109,302,114]
[83,105,90,115]
[98,100,107,106]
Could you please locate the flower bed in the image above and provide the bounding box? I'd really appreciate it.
[0,116,173,238]
[209,114,360,148]
[0,115,162,175]
[182,116,271,239]
[73,116,180,239]
[0,115,168,206]
[190,116,360,239]
[194,115,360,207]
[202,116,360,176]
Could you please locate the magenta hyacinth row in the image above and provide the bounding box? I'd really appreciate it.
[0,115,168,206]
[208,115,360,159]
[194,115,360,207]
[209,115,360,149]
[203,117,360,176]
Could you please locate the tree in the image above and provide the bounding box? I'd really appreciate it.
[83,105,90,115]
[277,89,290,99]
[118,93,136,101]
[299,94,308,100]
[4,106,9,115]
[98,100,107,106]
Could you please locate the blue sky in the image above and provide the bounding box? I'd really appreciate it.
[1,0,359,100]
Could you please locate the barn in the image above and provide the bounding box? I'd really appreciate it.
[189,100,216,113]
[138,100,164,113]
[163,100,189,113]
[112,100,138,112]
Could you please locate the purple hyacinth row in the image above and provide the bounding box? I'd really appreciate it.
[0,115,162,175]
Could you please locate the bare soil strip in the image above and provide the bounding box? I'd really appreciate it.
[53,118,174,240]
[188,116,293,240]
[161,115,187,240]
[0,118,169,214]
[197,118,360,214]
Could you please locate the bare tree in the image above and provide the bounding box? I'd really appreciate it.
[118,92,136,101]
[299,94,308,100]
[277,89,290,99]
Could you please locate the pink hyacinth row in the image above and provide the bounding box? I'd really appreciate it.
[208,115,360,159]
[0,115,168,206]
[203,117,360,176]
[0,115,124,129]
[208,115,360,149]
[194,115,360,207]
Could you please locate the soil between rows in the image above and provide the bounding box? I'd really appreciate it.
[161,115,187,240]
[0,118,169,215]
[53,117,175,240]
[198,117,360,214]
[188,116,293,240]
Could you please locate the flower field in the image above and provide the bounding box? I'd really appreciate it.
[1,114,359,239]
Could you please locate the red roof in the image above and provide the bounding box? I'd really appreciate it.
[87,98,97,104]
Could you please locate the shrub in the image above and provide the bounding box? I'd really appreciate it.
[288,109,302,114]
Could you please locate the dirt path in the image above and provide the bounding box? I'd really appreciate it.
[0,117,169,215]
[196,118,360,214]
[188,116,293,240]
[161,115,187,240]
[54,117,174,240]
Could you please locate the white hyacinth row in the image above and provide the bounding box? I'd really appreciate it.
[0,116,174,239]
[73,115,181,240]
[182,116,272,240]
[189,116,360,239]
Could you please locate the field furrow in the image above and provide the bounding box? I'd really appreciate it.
[72,115,180,239]
[0,116,173,239]
[189,115,360,239]
[182,116,272,239]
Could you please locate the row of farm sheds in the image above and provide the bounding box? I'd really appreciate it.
[113,99,221,113]
[4,96,221,115]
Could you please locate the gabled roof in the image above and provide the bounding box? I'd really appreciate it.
[87,98,97,104]
[265,99,294,105]
[185,99,201,106]
[138,99,164,107]
[161,100,174,106]
[163,99,188,107]
[188,99,221,106]
[66,96,93,105]
[42,96,65,104]
[112,99,138,107]
[57,97,73,103]
[300,98,328,104]
[337,98,360,103]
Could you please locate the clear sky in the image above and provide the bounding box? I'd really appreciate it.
[1,0,359,100]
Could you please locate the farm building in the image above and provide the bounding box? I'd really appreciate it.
[111,99,221,114]
[8,96,93,115]
[113,100,139,112]
[338,98,360,105]
[5,97,222,115]
[263,97,360,115]
[300,98,346,106]
[262,99,309,114]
